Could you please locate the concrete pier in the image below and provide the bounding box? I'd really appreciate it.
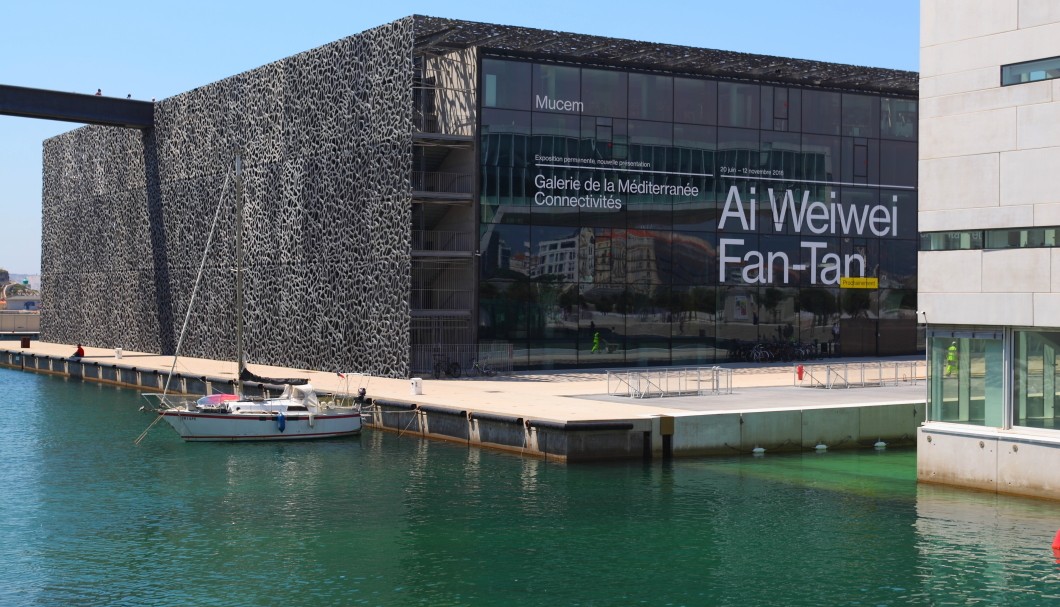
[0,340,926,462]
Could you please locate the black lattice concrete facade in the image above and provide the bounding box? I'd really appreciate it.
[43,19,414,377]
[41,16,919,378]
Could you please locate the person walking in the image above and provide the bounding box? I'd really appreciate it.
[945,341,958,376]
[592,331,601,354]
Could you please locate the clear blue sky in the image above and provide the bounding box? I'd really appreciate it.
[0,0,919,275]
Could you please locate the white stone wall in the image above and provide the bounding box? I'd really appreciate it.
[920,0,1060,327]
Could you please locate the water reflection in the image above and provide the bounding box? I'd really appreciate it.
[8,367,1060,606]
[914,484,1060,603]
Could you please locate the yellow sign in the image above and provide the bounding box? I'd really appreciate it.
[840,277,879,289]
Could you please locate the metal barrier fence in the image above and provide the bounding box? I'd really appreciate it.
[0,311,40,332]
[794,360,926,389]
[607,366,733,398]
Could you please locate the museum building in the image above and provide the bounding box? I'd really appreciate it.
[40,16,918,377]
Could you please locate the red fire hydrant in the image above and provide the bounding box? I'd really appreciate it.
[797,365,805,381]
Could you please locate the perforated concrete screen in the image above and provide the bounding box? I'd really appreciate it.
[41,18,414,377]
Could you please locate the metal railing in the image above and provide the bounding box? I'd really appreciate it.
[411,229,475,252]
[409,287,474,310]
[607,366,733,398]
[413,112,476,137]
[411,171,473,195]
[795,360,926,389]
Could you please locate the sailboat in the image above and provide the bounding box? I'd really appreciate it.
[143,155,362,441]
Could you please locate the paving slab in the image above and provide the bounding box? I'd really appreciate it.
[1,341,925,422]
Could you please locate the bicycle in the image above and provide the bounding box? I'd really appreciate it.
[468,359,496,377]
[750,343,773,363]
[432,354,462,379]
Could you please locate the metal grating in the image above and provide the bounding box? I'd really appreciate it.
[411,15,917,96]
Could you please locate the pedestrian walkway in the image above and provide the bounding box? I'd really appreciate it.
[0,340,926,461]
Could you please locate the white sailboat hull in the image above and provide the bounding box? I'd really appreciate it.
[160,409,361,441]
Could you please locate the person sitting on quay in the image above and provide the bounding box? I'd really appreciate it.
[72,344,85,358]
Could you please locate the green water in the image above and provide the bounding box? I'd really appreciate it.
[3,368,1060,606]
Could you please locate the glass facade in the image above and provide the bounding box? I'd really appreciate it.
[927,329,1060,432]
[928,334,1004,426]
[1014,330,1060,429]
[479,57,919,369]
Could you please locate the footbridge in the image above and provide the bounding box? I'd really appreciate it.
[0,84,153,128]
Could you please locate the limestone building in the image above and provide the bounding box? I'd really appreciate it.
[918,0,1060,498]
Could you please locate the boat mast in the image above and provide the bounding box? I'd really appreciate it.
[234,153,246,396]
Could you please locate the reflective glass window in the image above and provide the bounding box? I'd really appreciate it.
[801,134,841,183]
[582,69,627,117]
[483,59,532,110]
[1014,330,1060,429]
[481,109,531,137]
[759,131,800,184]
[985,227,1053,248]
[757,286,800,345]
[480,224,530,279]
[798,287,841,350]
[802,90,842,135]
[769,87,801,132]
[882,190,917,240]
[532,112,580,138]
[670,232,716,284]
[760,86,774,131]
[881,98,916,140]
[718,127,760,177]
[625,284,673,367]
[929,335,1004,427]
[478,59,919,370]
[842,94,879,138]
[527,280,579,370]
[753,235,802,287]
[580,287,626,365]
[674,77,717,125]
[671,285,718,365]
[716,285,761,359]
[880,140,916,188]
[629,73,673,122]
[841,137,879,185]
[879,239,917,288]
[919,231,982,251]
[532,64,580,112]
[718,82,760,129]
[1002,55,1060,86]
[478,278,530,341]
[878,288,917,320]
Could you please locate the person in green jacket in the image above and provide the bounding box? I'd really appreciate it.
[945,341,958,376]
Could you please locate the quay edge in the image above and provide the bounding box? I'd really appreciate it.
[0,342,924,462]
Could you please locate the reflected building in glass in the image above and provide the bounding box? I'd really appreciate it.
[473,41,918,369]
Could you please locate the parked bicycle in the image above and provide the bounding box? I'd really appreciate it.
[468,359,496,377]
[750,343,773,362]
[432,354,461,379]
